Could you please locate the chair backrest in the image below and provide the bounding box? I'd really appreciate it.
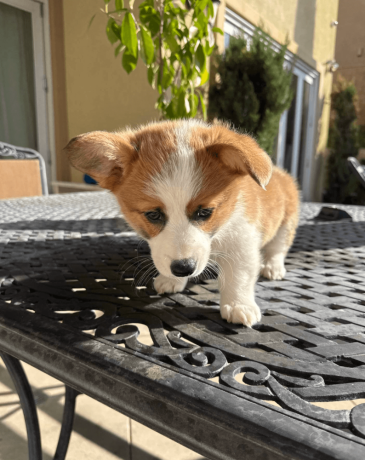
[347,156,365,190]
[0,141,48,199]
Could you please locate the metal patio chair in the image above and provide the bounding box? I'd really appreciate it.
[0,141,48,198]
[348,156,365,190]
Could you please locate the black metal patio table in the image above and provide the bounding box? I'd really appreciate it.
[1,192,365,460]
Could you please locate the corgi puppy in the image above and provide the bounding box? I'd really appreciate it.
[65,120,299,327]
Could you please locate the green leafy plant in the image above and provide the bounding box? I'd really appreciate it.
[209,30,293,155]
[358,125,365,150]
[102,0,222,119]
[325,77,365,204]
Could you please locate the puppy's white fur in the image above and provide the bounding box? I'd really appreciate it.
[65,120,299,328]
[148,123,263,327]
[148,123,210,282]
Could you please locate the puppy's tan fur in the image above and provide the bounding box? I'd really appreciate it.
[66,120,299,327]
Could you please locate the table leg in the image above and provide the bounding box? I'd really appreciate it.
[54,386,80,460]
[0,352,80,460]
[0,352,42,460]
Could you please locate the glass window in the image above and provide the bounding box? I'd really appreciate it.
[283,75,298,173]
[297,81,311,186]
[224,32,231,49]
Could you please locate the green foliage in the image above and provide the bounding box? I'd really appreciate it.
[358,125,365,149]
[102,0,222,119]
[209,30,293,155]
[325,78,365,204]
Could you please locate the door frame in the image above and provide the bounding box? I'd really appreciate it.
[0,0,56,189]
[276,67,319,201]
[224,8,320,201]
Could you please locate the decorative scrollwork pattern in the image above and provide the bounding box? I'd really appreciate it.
[1,193,365,439]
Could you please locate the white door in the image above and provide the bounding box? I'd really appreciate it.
[0,0,51,185]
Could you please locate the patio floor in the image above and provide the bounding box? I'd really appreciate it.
[0,325,207,460]
[0,358,208,460]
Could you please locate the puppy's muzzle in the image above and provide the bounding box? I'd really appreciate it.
[170,258,196,277]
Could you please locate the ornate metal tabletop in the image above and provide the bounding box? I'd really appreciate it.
[1,192,365,460]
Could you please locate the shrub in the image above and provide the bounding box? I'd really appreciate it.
[358,125,365,150]
[324,77,365,204]
[208,29,293,155]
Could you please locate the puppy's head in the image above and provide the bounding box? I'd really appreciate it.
[65,121,272,279]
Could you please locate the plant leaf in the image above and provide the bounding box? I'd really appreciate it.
[212,27,224,35]
[139,0,154,7]
[196,43,206,72]
[199,93,207,120]
[140,26,154,65]
[115,42,125,57]
[207,0,214,18]
[112,21,122,40]
[149,14,161,36]
[115,0,124,10]
[139,5,160,36]
[122,48,138,73]
[106,18,120,44]
[189,92,198,117]
[199,67,209,85]
[195,0,208,15]
[165,35,179,54]
[177,91,186,118]
[162,59,173,89]
[196,11,208,31]
[147,65,155,87]
[122,12,138,57]
[88,14,96,31]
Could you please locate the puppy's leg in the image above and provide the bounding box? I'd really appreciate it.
[261,220,296,281]
[154,274,188,294]
[215,236,262,328]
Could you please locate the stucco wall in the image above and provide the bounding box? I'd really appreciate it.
[334,0,365,125]
[62,0,159,182]
[217,0,338,70]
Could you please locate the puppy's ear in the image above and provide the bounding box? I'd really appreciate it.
[64,131,137,190]
[208,129,272,189]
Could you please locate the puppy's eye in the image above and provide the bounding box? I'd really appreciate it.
[195,208,214,221]
[145,210,164,223]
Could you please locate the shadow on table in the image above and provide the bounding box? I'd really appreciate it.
[291,220,365,252]
[1,218,365,253]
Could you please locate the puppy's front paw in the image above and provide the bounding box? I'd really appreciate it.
[154,274,187,294]
[261,260,286,280]
[220,301,261,327]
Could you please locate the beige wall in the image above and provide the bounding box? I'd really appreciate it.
[334,0,365,125]
[313,0,338,155]
[62,0,159,183]
[217,0,338,70]
[215,0,339,200]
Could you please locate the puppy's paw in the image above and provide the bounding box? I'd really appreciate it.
[154,274,187,294]
[220,301,261,327]
[261,260,286,280]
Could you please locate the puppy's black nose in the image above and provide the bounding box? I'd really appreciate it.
[170,258,196,277]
